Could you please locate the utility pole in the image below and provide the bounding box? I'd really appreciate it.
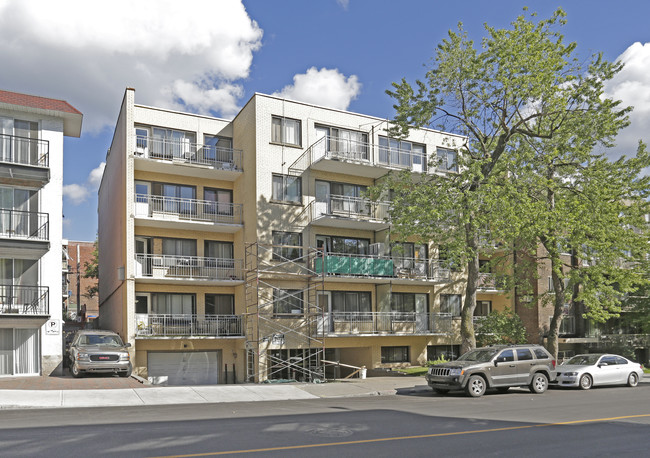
[76,244,81,315]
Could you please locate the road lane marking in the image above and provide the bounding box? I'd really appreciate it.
[152,413,650,457]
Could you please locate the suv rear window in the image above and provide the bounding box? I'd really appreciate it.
[533,348,550,359]
[517,348,533,360]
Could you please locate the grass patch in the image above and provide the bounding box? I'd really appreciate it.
[395,366,428,376]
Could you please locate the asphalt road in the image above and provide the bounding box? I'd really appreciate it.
[1,385,649,457]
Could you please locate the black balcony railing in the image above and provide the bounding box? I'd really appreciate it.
[0,133,49,167]
[0,209,49,240]
[0,285,49,315]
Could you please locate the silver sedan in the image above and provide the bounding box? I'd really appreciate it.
[556,354,644,390]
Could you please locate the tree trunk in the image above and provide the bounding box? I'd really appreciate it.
[460,226,479,354]
[546,261,565,361]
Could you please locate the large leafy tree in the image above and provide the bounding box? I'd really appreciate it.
[83,238,99,299]
[382,8,631,354]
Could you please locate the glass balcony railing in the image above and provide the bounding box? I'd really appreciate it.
[135,313,243,337]
[0,133,49,168]
[0,285,49,315]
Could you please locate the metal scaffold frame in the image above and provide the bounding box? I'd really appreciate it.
[245,242,326,383]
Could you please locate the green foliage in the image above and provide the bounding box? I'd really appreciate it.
[475,309,528,347]
[83,238,99,299]
[426,355,449,366]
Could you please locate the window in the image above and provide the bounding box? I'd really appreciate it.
[204,188,233,215]
[436,148,458,172]
[496,349,515,362]
[162,238,196,256]
[332,291,371,314]
[272,174,301,203]
[438,245,461,272]
[151,293,195,315]
[392,242,428,274]
[203,135,233,162]
[204,241,234,259]
[516,348,533,361]
[317,235,369,255]
[378,137,426,170]
[151,182,196,215]
[272,231,302,261]
[391,293,427,321]
[205,294,234,315]
[274,289,303,316]
[150,127,196,160]
[475,301,491,317]
[534,348,550,359]
[317,125,368,159]
[272,116,301,146]
[427,345,460,362]
[440,294,462,316]
[381,346,410,363]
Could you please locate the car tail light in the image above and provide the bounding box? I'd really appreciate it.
[552,360,556,369]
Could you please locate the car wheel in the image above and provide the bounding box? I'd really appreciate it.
[433,388,449,395]
[579,374,592,390]
[529,373,548,394]
[119,364,133,378]
[70,362,82,378]
[496,387,510,394]
[465,375,486,397]
[627,372,639,387]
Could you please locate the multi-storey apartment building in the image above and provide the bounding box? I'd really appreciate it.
[0,89,82,376]
[99,88,517,385]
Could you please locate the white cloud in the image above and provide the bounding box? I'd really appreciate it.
[0,0,263,132]
[273,67,361,111]
[64,161,105,205]
[604,42,650,155]
[337,0,350,11]
[63,184,90,205]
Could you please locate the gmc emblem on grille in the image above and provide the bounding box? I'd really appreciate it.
[98,356,109,360]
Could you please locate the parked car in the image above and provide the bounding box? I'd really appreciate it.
[425,344,556,397]
[68,330,132,378]
[555,354,643,390]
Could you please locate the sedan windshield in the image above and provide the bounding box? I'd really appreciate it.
[564,354,600,366]
[457,349,498,362]
[79,334,124,347]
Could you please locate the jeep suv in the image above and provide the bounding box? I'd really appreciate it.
[425,345,556,397]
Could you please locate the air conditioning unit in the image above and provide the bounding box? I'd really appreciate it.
[369,243,386,256]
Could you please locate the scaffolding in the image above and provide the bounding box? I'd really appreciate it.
[245,242,326,382]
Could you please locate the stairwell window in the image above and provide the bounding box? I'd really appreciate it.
[272,231,303,261]
[272,116,301,146]
[272,174,301,204]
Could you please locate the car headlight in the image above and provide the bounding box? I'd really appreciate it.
[76,352,89,361]
[119,353,130,361]
[564,372,578,376]
[449,368,464,376]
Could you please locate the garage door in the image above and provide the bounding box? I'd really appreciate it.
[148,351,219,386]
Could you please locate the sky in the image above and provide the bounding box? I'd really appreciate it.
[1,0,650,241]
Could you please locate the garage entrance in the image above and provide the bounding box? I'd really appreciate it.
[147,351,220,385]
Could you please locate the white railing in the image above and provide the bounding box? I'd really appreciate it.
[377,144,426,172]
[134,194,243,225]
[310,195,390,223]
[317,312,453,335]
[135,254,243,280]
[135,314,243,337]
[135,136,242,171]
[0,133,49,167]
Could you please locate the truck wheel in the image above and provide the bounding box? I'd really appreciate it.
[465,375,486,397]
[529,373,548,393]
[71,363,82,378]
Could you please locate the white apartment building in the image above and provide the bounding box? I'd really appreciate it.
[99,88,514,385]
[0,89,82,376]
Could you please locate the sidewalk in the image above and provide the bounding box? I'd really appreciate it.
[0,376,430,410]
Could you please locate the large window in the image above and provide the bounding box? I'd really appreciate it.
[204,188,233,215]
[149,127,196,160]
[272,116,301,146]
[161,238,196,256]
[427,345,460,362]
[436,148,458,172]
[317,235,369,255]
[381,346,410,363]
[151,293,195,315]
[316,125,368,159]
[440,294,462,317]
[274,289,303,316]
[203,135,233,162]
[272,174,301,203]
[205,294,234,315]
[0,187,38,238]
[151,182,196,215]
[273,231,303,260]
[204,240,234,259]
[332,291,371,314]
[378,137,426,170]
[475,300,491,317]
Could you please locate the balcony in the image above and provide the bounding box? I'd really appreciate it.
[0,285,49,315]
[135,314,244,337]
[134,136,242,180]
[288,136,428,178]
[134,254,244,284]
[477,273,508,291]
[312,253,451,283]
[308,196,390,230]
[316,312,453,336]
[0,209,49,241]
[134,194,243,232]
[0,133,49,184]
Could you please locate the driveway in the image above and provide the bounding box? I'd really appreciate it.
[0,372,149,390]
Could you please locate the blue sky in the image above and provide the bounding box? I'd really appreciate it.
[2,0,650,241]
